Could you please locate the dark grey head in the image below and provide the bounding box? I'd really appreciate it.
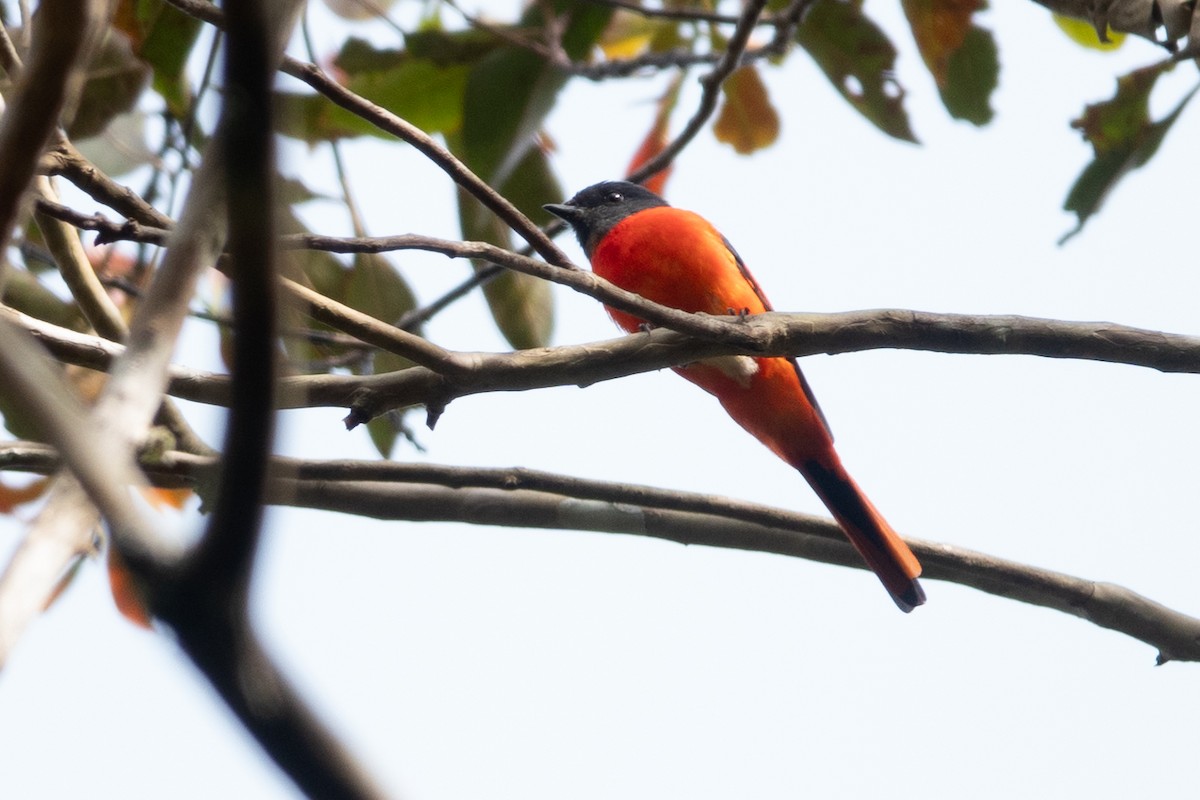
[544,181,669,256]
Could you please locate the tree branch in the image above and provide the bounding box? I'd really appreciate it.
[627,0,771,184]
[272,481,1200,664]
[8,300,1200,423]
[0,0,133,669]
[4,441,1195,662]
[0,1,99,255]
[162,0,577,272]
[137,4,387,796]
[8,442,1193,662]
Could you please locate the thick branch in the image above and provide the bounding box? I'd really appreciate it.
[4,443,1197,661]
[278,482,1200,663]
[8,304,1200,422]
[0,1,99,254]
[142,4,386,797]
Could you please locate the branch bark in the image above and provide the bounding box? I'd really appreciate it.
[7,301,1200,425]
[8,442,1194,662]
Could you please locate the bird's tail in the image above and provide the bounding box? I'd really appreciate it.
[797,453,925,612]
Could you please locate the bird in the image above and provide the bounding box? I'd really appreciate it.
[545,181,925,612]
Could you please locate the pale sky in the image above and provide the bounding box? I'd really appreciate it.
[2,2,1199,798]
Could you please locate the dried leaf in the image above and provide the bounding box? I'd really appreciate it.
[0,477,50,513]
[902,0,981,85]
[713,65,781,155]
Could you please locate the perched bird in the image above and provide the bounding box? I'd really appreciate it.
[545,181,925,611]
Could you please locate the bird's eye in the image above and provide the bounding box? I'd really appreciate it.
[603,191,623,204]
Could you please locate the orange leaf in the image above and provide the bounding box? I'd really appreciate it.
[0,477,50,513]
[713,65,780,155]
[108,547,152,629]
[625,75,681,196]
[901,0,983,87]
[141,486,192,510]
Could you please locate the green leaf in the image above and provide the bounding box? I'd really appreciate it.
[795,0,917,143]
[345,252,419,327]
[404,28,502,66]
[450,0,610,349]
[114,0,203,116]
[75,111,156,177]
[365,413,400,458]
[364,349,419,458]
[459,0,612,185]
[457,147,560,350]
[1061,64,1194,243]
[0,267,86,332]
[939,26,998,125]
[901,0,997,125]
[68,32,150,139]
[276,55,470,143]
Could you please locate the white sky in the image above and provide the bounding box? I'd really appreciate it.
[2,2,1200,798]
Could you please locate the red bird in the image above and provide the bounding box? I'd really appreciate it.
[545,181,925,611]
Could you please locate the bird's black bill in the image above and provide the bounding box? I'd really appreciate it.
[543,203,582,224]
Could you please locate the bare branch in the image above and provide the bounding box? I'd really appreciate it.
[135,4,387,796]
[0,0,130,669]
[0,1,101,254]
[291,232,767,346]
[275,481,1200,664]
[43,137,174,228]
[8,299,1200,423]
[161,0,576,271]
[0,317,178,667]
[5,442,1197,661]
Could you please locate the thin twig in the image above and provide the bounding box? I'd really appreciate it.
[627,0,770,184]
[161,0,576,270]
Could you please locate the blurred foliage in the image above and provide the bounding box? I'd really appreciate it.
[1052,14,1127,50]
[1061,62,1195,242]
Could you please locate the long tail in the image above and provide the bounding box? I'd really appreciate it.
[797,452,925,612]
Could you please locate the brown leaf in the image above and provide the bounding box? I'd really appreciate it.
[0,477,50,513]
[713,65,780,155]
